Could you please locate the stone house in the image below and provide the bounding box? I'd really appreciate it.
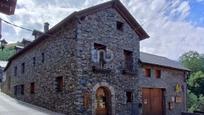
[1,0,190,115]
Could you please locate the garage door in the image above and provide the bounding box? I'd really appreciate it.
[142,88,164,115]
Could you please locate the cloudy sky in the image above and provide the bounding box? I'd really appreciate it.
[0,0,204,60]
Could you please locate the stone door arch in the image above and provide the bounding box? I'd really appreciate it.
[92,82,115,115]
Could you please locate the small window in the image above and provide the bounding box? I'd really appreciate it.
[14,66,17,76]
[116,21,124,31]
[155,69,161,78]
[33,57,36,66]
[30,82,35,94]
[124,50,133,71]
[55,76,63,92]
[145,68,151,77]
[21,63,25,74]
[20,84,24,95]
[41,53,45,63]
[14,86,17,96]
[126,91,133,103]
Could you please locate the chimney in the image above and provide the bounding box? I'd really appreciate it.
[44,22,49,32]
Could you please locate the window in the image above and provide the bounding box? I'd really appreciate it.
[30,82,35,94]
[126,91,133,103]
[21,63,25,74]
[14,66,17,76]
[20,84,24,95]
[94,43,106,68]
[14,85,24,96]
[155,69,161,78]
[41,53,45,63]
[55,77,63,92]
[14,86,17,96]
[33,57,36,66]
[116,21,124,31]
[145,68,151,77]
[124,50,133,71]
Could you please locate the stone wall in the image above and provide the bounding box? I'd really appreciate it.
[139,64,187,115]
[75,8,141,115]
[2,20,80,114]
[0,67,3,82]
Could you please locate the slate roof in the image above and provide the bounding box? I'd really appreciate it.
[0,61,8,68]
[140,52,190,71]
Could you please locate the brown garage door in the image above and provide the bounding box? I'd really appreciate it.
[142,88,164,115]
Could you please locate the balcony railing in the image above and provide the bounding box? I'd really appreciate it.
[92,63,111,74]
[121,61,137,75]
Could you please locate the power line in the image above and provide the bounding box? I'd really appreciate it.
[0,18,57,38]
[0,18,33,32]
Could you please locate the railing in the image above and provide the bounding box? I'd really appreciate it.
[92,63,111,74]
[121,61,137,75]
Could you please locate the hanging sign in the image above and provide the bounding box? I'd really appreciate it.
[175,83,182,93]
[175,96,182,103]
[0,0,17,15]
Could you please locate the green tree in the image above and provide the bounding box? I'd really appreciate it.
[187,71,204,96]
[179,51,204,73]
[179,51,204,112]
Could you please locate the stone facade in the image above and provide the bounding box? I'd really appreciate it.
[1,1,188,115]
[0,67,3,82]
[0,61,7,82]
[139,64,187,115]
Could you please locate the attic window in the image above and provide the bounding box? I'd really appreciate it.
[116,21,124,31]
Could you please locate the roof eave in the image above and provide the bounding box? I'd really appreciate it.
[140,61,191,72]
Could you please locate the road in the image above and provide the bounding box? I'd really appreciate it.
[0,91,64,115]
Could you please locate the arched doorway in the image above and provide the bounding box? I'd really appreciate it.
[96,87,111,115]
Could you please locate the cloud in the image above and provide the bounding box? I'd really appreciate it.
[196,0,204,2]
[1,0,204,60]
[122,0,203,60]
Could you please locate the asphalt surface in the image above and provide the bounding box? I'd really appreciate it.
[0,91,64,115]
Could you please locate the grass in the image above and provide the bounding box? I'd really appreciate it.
[0,45,16,61]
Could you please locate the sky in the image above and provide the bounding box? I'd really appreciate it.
[0,0,204,60]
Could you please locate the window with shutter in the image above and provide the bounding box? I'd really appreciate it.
[56,77,63,92]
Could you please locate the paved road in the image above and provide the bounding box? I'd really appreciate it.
[0,91,64,115]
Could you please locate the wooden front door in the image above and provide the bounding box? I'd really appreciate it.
[142,88,164,115]
[96,87,111,115]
